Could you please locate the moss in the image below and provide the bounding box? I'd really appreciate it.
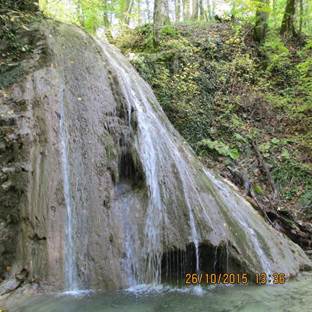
[196,139,240,160]
[0,65,25,90]
[0,10,43,89]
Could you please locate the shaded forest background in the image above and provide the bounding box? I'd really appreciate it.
[1,0,312,249]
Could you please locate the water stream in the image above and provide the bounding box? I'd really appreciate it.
[97,39,203,283]
[53,28,310,294]
[59,95,78,291]
[204,170,272,275]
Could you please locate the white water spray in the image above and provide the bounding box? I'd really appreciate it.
[97,39,204,283]
[59,99,78,291]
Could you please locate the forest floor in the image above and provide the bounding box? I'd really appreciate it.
[114,21,312,251]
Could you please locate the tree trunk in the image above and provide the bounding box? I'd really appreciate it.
[192,0,199,20]
[299,0,303,33]
[272,0,277,27]
[137,0,141,25]
[212,0,216,17]
[199,0,204,19]
[145,0,151,22]
[253,0,269,43]
[176,0,181,22]
[125,0,135,25]
[183,0,190,20]
[207,0,212,20]
[280,0,297,37]
[119,0,129,24]
[163,0,170,22]
[153,0,170,46]
[74,0,85,27]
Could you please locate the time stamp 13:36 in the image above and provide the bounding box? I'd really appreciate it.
[185,272,286,285]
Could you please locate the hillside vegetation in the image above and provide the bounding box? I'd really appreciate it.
[114,22,312,227]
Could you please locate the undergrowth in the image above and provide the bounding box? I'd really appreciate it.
[114,22,312,221]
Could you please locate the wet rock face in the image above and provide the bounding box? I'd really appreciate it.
[0,22,127,289]
[0,93,33,282]
[0,20,311,292]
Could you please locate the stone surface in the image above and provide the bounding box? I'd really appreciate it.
[0,279,20,296]
[0,20,311,294]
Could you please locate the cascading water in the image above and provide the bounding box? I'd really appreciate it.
[97,39,205,283]
[2,22,311,302]
[92,36,311,288]
[37,24,310,293]
[204,169,272,274]
[59,97,78,291]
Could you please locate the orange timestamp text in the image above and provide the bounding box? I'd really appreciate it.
[185,272,286,285]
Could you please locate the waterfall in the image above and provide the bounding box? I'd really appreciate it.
[204,169,272,274]
[49,24,311,291]
[97,39,205,283]
[95,36,287,287]
[59,98,78,291]
[6,22,310,295]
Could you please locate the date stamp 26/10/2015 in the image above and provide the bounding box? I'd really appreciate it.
[185,273,286,285]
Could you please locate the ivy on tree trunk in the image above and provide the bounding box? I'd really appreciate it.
[280,0,297,38]
[253,0,269,43]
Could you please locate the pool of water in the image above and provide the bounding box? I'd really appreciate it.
[8,273,312,312]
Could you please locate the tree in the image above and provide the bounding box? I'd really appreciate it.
[280,0,297,37]
[207,0,212,20]
[75,0,85,27]
[183,0,190,20]
[253,0,270,43]
[192,0,199,20]
[103,0,110,27]
[199,0,204,19]
[153,0,170,46]
[145,0,151,22]
[299,0,303,33]
[128,0,136,24]
[175,0,182,22]
[137,0,141,24]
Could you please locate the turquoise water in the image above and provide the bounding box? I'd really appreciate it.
[10,273,312,312]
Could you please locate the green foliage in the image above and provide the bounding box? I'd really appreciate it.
[160,24,178,36]
[295,40,312,113]
[234,133,248,143]
[272,159,312,205]
[299,189,312,216]
[79,0,107,32]
[227,0,311,37]
[40,0,79,24]
[37,0,312,38]
[229,0,270,20]
[280,148,290,160]
[116,20,312,220]
[197,139,240,160]
[259,141,271,157]
[253,183,264,195]
[262,33,291,75]
[114,24,156,52]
